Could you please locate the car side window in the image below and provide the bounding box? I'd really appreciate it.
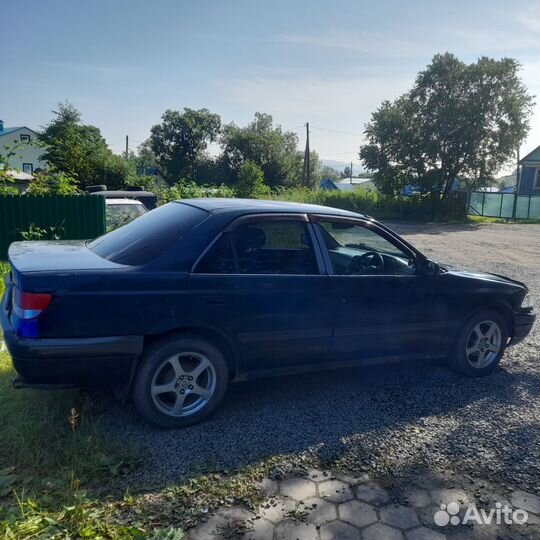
[318,220,415,276]
[195,219,319,275]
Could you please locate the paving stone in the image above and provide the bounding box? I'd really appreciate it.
[188,514,227,540]
[362,522,404,540]
[243,517,274,540]
[415,504,441,529]
[257,478,279,497]
[336,471,370,485]
[430,489,469,508]
[280,477,317,501]
[217,505,254,521]
[258,496,297,523]
[403,487,432,508]
[274,519,318,540]
[320,520,361,540]
[339,499,378,529]
[356,483,390,505]
[306,468,330,482]
[302,496,338,525]
[381,504,420,530]
[319,479,354,503]
[406,527,446,540]
[510,490,540,514]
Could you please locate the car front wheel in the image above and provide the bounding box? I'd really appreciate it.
[132,335,229,428]
[448,309,508,377]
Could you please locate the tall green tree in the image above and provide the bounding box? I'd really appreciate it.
[39,102,130,189]
[221,113,304,188]
[148,108,221,182]
[360,53,534,196]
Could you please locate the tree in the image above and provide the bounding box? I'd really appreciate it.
[360,53,534,196]
[39,102,131,189]
[148,108,221,182]
[319,165,341,182]
[235,160,270,198]
[0,142,24,194]
[221,113,303,188]
[341,165,352,179]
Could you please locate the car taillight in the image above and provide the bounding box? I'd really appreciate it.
[12,289,53,338]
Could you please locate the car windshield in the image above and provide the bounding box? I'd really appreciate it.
[106,202,147,231]
[88,202,209,265]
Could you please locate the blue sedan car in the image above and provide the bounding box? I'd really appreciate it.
[1,199,535,428]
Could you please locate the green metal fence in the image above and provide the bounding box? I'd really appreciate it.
[0,195,106,260]
[468,192,540,220]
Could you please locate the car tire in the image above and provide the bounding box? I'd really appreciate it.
[448,309,508,377]
[132,334,229,428]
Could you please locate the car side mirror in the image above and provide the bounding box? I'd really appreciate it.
[419,258,440,277]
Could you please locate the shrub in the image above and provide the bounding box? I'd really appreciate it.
[270,188,466,221]
[236,161,270,198]
[25,171,79,195]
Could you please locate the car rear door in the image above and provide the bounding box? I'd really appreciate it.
[189,214,333,373]
[311,216,448,361]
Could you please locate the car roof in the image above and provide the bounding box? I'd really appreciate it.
[178,198,369,219]
[105,198,145,205]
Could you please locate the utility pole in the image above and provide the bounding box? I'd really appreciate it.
[303,123,310,187]
[125,135,129,160]
[350,161,353,184]
[512,146,521,220]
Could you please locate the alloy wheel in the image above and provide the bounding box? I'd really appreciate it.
[465,320,502,369]
[150,352,217,417]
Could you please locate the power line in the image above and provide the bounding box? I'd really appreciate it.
[311,126,364,137]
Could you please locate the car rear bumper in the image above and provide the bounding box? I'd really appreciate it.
[510,311,536,345]
[1,288,143,384]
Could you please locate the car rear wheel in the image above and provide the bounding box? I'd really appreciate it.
[132,335,228,428]
[448,309,508,377]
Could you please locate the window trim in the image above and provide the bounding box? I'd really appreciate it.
[309,214,419,277]
[191,213,325,276]
[22,163,33,174]
[534,169,540,191]
[20,134,31,143]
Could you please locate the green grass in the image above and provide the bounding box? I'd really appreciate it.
[0,351,145,539]
[0,261,9,297]
[0,351,291,539]
[467,215,540,225]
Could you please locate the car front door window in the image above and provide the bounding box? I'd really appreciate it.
[318,220,415,276]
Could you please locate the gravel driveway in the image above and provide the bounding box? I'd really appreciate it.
[106,223,540,495]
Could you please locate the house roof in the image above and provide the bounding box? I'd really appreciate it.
[6,169,34,181]
[519,145,540,164]
[0,126,38,138]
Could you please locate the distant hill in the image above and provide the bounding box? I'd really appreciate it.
[320,159,366,174]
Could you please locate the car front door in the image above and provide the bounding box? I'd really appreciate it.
[312,216,448,361]
[189,214,333,373]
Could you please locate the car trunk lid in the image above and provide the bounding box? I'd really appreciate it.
[8,241,127,275]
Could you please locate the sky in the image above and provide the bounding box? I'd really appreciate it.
[1,0,539,173]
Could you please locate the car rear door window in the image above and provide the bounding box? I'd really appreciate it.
[195,219,319,275]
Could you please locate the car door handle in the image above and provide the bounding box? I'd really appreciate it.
[203,296,228,306]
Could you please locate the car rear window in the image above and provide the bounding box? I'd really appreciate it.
[88,202,209,265]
